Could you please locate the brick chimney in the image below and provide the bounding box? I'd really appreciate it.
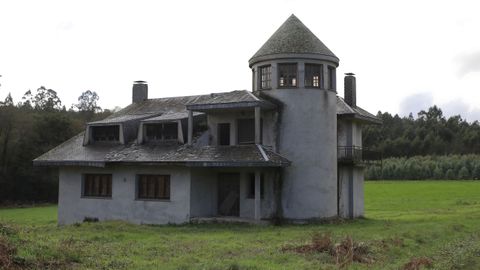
[132,81,148,103]
[344,73,356,107]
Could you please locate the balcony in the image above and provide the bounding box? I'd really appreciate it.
[337,146,382,165]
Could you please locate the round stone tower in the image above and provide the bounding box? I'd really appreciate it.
[249,14,339,220]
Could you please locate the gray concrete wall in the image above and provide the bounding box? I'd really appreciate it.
[338,166,364,218]
[239,169,276,219]
[261,87,338,219]
[58,166,191,225]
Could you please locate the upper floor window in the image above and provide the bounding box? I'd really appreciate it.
[259,65,271,90]
[237,118,262,145]
[137,175,170,200]
[145,122,178,141]
[92,125,119,142]
[278,63,297,87]
[83,174,112,198]
[328,66,336,90]
[305,64,323,88]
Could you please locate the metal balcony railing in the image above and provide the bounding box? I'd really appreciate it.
[337,146,382,165]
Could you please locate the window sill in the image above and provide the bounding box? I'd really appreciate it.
[81,196,112,200]
[135,198,171,202]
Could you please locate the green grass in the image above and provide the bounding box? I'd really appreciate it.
[1,180,480,269]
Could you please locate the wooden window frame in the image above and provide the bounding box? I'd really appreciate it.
[305,64,324,89]
[237,118,262,145]
[91,125,120,142]
[82,174,112,199]
[278,63,298,88]
[145,122,178,142]
[136,175,171,201]
[259,65,272,90]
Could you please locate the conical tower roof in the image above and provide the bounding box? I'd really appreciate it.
[249,14,338,66]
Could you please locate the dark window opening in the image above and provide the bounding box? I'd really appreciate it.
[237,118,261,145]
[305,64,323,88]
[92,125,119,142]
[278,63,297,87]
[259,65,271,89]
[247,173,265,199]
[218,123,231,146]
[137,175,170,200]
[328,66,336,90]
[83,174,112,198]
[145,122,178,141]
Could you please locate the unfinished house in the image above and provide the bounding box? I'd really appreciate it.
[34,15,381,225]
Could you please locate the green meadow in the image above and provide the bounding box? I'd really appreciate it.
[1,181,479,269]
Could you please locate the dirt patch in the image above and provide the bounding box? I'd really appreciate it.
[0,236,17,270]
[282,233,374,268]
[402,257,433,270]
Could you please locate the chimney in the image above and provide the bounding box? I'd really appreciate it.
[132,81,148,103]
[344,73,356,107]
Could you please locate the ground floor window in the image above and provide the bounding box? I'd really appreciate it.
[137,175,171,200]
[247,173,264,199]
[83,174,112,198]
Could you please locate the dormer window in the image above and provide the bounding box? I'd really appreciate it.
[305,64,323,88]
[278,63,297,87]
[259,65,271,90]
[145,122,178,142]
[92,125,119,142]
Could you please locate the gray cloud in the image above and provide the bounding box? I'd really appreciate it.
[441,99,480,121]
[456,51,480,77]
[399,92,433,116]
[399,93,480,121]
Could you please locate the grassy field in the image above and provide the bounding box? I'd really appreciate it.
[1,180,480,269]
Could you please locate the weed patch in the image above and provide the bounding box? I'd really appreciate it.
[402,257,433,270]
[282,233,374,268]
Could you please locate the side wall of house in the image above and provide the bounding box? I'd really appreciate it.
[337,119,365,218]
[58,166,191,225]
[338,166,364,218]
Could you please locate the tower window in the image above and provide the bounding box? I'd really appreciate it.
[259,65,271,90]
[305,64,323,88]
[278,63,297,87]
[328,66,336,90]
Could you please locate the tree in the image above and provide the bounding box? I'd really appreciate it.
[73,90,101,113]
[0,93,13,107]
[22,87,62,111]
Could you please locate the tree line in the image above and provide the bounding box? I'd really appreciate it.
[0,87,111,203]
[363,106,480,180]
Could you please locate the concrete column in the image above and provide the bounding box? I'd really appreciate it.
[188,110,193,145]
[255,106,261,144]
[254,170,261,220]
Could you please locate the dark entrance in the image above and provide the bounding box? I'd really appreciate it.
[218,123,230,146]
[217,173,240,216]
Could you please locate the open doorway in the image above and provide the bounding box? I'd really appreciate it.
[217,173,240,216]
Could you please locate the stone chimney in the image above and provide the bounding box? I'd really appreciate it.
[344,73,356,107]
[132,81,148,103]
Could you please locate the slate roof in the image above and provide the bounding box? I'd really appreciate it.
[249,14,338,65]
[336,97,382,124]
[33,133,290,167]
[88,90,270,125]
[34,89,379,167]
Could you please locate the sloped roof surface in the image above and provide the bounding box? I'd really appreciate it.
[33,134,290,167]
[336,97,381,124]
[250,14,338,63]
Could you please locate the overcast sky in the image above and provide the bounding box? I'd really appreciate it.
[1,0,480,120]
